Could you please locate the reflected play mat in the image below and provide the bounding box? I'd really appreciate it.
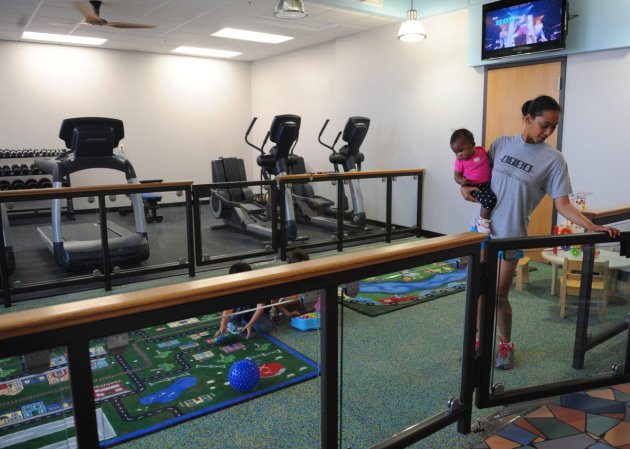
[476,383,630,449]
[0,314,318,447]
[341,259,467,317]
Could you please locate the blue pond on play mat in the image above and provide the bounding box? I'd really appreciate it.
[359,271,467,295]
[140,376,197,405]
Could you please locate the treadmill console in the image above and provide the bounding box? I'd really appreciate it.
[59,117,124,158]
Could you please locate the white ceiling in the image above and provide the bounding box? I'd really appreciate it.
[0,0,408,61]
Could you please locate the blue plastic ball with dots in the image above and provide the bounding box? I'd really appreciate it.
[228,359,260,393]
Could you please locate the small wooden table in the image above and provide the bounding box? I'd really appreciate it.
[540,248,630,295]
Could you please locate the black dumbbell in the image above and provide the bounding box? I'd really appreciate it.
[2,165,11,176]
[0,180,10,191]
[11,179,26,190]
[11,164,22,176]
[38,178,53,189]
[25,178,39,189]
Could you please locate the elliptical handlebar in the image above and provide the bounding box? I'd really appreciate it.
[318,119,337,153]
[245,117,264,154]
[261,131,270,154]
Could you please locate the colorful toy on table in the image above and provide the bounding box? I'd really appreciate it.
[553,192,593,253]
[291,312,320,331]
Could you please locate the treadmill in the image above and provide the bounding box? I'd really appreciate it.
[1,203,15,274]
[35,117,150,272]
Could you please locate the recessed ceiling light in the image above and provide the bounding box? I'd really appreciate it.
[171,46,242,58]
[21,31,106,46]
[212,27,293,44]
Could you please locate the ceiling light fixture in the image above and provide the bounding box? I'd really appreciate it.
[397,0,427,42]
[273,0,308,20]
[172,46,242,58]
[21,31,106,46]
[212,28,293,44]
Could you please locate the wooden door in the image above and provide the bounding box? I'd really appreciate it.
[484,61,563,237]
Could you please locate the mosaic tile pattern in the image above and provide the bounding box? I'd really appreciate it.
[476,383,630,449]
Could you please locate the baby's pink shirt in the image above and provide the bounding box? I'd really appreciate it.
[454,146,491,184]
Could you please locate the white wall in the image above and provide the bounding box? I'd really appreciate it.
[0,41,251,194]
[253,10,484,234]
[562,48,630,210]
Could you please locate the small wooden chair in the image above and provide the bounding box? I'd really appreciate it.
[559,258,609,320]
[515,257,531,291]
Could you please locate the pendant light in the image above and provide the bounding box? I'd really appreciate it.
[397,0,427,42]
[274,0,308,20]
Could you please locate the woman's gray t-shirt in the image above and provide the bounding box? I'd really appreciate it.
[487,134,572,238]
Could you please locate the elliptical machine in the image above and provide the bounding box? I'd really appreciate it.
[292,117,369,230]
[210,115,303,242]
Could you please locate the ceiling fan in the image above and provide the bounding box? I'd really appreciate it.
[72,1,157,29]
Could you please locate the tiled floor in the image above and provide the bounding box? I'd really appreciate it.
[475,383,630,449]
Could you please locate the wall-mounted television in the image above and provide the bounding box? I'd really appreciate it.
[482,0,568,60]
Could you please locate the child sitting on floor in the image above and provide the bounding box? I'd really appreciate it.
[215,261,273,338]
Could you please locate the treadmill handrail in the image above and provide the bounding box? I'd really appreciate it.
[35,156,137,182]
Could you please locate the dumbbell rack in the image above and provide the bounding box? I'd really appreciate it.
[0,149,74,217]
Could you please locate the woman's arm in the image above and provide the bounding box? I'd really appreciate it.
[554,195,621,237]
[460,185,480,202]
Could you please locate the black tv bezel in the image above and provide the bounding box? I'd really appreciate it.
[481,0,568,61]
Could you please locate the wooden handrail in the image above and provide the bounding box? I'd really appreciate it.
[277,168,425,182]
[583,205,630,220]
[0,232,484,339]
[0,181,193,199]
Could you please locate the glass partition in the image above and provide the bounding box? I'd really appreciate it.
[193,182,277,266]
[391,174,423,238]
[0,348,75,448]
[94,303,321,447]
[484,233,630,405]
[5,195,105,287]
[0,183,194,307]
[106,191,190,272]
[290,176,386,248]
[339,258,470,447]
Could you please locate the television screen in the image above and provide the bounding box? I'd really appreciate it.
[482,0,567,60]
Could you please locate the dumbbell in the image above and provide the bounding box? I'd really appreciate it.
[2,165,11,176]
[38,178,52,189]
[11,164,22,176]
[25,178,39,189]
[11,179,26,190]
[0,180,10,191]
[20,164,30,175]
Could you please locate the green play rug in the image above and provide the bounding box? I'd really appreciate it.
[0,314,318,447]
[340,259,467,317]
